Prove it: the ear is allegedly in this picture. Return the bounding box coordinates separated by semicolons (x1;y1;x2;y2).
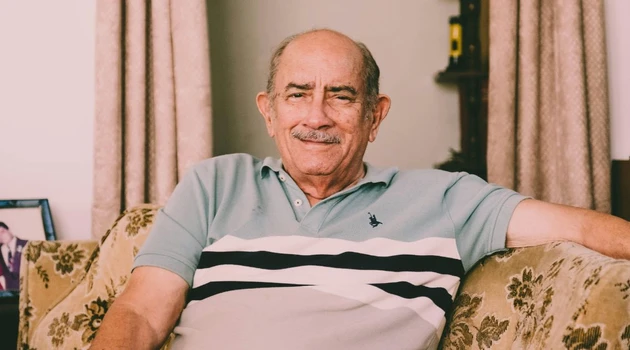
368;94;391;142
256;92;275;138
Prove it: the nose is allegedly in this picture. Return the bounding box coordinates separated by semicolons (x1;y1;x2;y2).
302;95;333;130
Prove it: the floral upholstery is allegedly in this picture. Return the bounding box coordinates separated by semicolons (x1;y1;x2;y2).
18;205;630;349
17;204;172;350
440;243;630;349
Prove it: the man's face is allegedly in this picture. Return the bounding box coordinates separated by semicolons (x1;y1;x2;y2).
0;227;12;244
257;32;386;178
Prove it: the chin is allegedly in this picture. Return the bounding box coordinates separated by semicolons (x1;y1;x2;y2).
295;159;339;176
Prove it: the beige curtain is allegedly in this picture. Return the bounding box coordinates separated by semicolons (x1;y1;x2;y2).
487;0;610;212
92;0;213;239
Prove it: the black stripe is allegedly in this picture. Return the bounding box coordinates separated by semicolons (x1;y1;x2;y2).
188;281;307;301
198;251;464;277
371;282;453;313
188;280;453;315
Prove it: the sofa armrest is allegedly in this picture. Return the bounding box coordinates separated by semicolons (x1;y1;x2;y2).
18;205;162;350
440;241;630;349
18;240;99;347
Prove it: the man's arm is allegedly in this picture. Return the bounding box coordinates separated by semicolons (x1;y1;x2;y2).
506;199;630;259
90;266;188;350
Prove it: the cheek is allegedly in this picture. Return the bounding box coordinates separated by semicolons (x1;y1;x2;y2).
337;116;371;140
274;105;303;128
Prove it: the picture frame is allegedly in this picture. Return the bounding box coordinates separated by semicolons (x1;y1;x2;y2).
0;199;56;298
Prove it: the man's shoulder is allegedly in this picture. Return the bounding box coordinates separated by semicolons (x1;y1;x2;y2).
385;169;489;198
181;153;273;193
189;153;265;175
393;168;461;185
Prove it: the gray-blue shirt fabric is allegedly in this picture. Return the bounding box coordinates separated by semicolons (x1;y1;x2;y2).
133;153;527;349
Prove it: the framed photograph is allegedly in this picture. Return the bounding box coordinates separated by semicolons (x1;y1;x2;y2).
0;199;56;298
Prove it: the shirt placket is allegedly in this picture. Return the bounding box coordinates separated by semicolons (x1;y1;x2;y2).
277;172;310;222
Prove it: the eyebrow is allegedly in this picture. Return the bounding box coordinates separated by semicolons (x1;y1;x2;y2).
283;82;358;96
327;85;357;95
284;82;314;91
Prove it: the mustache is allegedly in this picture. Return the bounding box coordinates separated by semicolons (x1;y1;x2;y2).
291;129;341;144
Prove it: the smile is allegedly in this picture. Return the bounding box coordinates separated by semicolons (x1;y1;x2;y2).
299;139;336;146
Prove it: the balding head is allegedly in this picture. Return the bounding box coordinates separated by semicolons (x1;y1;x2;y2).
255;29;391;195
266;29;380;112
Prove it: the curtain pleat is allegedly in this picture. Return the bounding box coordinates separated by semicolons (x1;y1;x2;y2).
92;0;212;239
488;0;610;212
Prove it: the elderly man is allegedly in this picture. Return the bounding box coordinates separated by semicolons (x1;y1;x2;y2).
92;29;630;349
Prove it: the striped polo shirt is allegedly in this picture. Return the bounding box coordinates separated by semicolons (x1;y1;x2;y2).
134;153;526;350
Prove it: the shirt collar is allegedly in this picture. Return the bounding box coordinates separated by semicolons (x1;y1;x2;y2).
260;156;283;176
260;157;398;187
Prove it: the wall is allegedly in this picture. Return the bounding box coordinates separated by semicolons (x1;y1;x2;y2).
605;0;630;160
208;0;630;166
0;1;96;240
208;0;461;169
0;1;626;240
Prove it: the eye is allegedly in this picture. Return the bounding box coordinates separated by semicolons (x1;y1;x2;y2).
332;94;354;102
288;93;304;99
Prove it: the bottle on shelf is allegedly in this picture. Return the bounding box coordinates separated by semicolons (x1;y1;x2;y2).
447;16;463;71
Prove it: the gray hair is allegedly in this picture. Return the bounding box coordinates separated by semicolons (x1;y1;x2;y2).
265;29;380;114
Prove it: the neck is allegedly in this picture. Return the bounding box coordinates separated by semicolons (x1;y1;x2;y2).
288;162;366;206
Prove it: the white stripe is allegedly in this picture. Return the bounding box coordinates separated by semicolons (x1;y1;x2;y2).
192;265;461;293
309;284;450;330
205;235;460;259
186;283;451;331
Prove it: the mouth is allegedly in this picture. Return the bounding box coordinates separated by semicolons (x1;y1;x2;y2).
301;138;335;143
299;139;336;147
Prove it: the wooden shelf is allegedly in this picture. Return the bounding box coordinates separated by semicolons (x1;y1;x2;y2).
433;0;489;180
434;70;488;84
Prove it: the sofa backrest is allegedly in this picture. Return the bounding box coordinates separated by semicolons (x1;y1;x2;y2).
22;204;160;349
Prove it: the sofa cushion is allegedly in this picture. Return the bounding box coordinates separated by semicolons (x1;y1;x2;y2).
25;205;159;349
439;242;630;349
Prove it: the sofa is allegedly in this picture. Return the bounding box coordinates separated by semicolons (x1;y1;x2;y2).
17;204;630;349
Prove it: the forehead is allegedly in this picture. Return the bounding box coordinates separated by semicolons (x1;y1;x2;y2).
275;33;364;89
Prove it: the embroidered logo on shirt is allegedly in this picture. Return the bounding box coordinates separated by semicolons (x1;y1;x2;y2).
368;212;383;228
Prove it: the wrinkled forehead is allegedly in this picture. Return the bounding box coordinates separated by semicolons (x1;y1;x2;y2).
275;34;364;92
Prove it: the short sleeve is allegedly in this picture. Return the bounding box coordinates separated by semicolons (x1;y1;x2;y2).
133;166;213;286
443;173;528;272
